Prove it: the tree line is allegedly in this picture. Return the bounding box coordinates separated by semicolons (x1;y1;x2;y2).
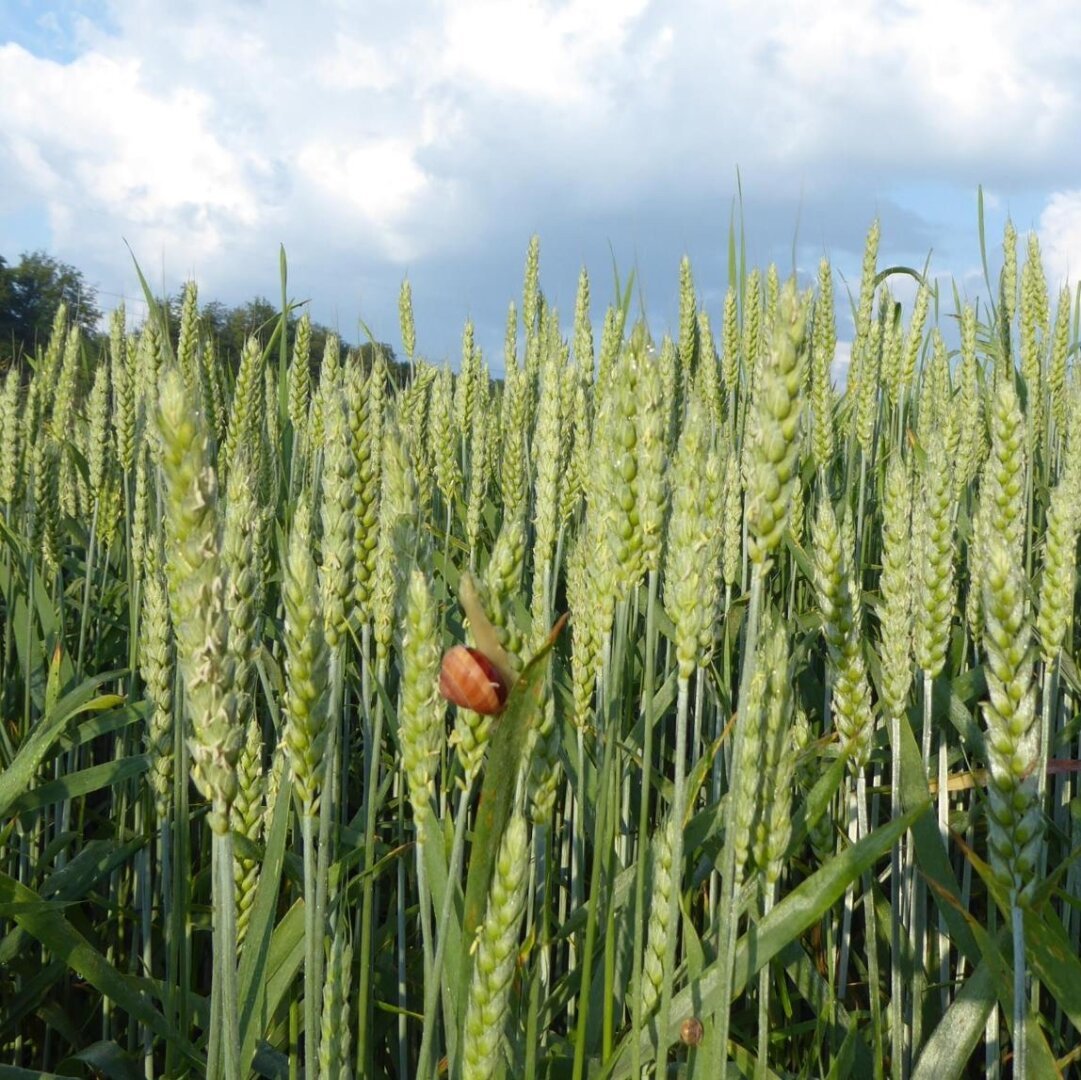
0;250;399;378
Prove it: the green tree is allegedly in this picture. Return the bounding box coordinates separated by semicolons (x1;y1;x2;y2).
223;297;280;357
0;251;102;361
0;256;10;355
200;300;230;343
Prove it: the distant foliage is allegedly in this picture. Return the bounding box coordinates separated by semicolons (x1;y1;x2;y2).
0;251;402;384
158;292;404;386
0;250;102;363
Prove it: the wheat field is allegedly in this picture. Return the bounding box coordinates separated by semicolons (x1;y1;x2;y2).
1;212;1079;1079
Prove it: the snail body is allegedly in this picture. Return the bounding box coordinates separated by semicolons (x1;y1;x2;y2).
439;645;509;715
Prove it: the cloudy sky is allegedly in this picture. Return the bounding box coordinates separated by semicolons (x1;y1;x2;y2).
1;0;1079;371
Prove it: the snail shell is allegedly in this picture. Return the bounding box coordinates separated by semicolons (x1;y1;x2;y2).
439;645;509;715
679;1017;705;1046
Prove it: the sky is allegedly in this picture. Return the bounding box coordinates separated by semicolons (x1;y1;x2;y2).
1;0;1080;373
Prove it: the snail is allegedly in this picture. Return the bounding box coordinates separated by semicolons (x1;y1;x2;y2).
679;1017;705;1046
439;645;509;715
439;573;518;715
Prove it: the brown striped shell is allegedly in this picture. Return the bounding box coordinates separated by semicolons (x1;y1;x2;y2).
438;645;508;715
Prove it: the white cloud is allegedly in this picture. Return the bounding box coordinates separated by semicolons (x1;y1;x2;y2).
319;32;400;92
1039;191;1081;288
442;0;651;106
296;137;436;261
653;0;1081;185
299;138;428;222
832;340;853;388
8;2;1081;252
1;0;1080;359
0;42;256;262
764;0;1068;151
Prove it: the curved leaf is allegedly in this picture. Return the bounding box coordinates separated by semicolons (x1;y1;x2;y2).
605;801;928;1078
0;871;202;1073
0;673;127;820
